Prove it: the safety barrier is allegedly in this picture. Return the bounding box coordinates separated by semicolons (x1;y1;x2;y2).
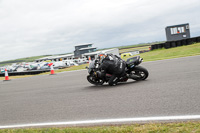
151;36;200;50
0;70;50;77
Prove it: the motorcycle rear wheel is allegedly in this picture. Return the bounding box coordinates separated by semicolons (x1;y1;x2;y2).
130;66;149;81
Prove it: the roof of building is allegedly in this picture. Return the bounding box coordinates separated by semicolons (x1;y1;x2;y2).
166;23;189;28
35;56;54;60
74;43;93;47
50;54;74;59
79;47;97;51
36;54;74;60
82;51;101;56
83;48;118;56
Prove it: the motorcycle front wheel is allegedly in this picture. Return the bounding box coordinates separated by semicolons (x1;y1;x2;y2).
87;75;104;85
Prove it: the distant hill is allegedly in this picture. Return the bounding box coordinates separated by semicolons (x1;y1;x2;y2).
98;41;164;51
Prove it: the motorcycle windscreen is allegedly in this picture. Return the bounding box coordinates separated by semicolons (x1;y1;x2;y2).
88;60;96;73
89;60;96;69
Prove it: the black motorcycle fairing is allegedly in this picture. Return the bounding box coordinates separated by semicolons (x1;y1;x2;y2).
126;56;142;67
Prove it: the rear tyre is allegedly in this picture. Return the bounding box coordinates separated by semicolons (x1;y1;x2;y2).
130;66;149;81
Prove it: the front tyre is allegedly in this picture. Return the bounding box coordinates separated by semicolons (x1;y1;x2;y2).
131;66;149;81
87;75;104;85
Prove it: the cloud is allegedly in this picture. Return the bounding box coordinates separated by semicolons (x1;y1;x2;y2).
0;0;200;61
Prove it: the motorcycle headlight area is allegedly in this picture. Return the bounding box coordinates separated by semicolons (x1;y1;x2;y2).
88;68;92;73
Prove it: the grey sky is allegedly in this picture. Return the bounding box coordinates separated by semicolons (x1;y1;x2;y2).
0;0;200;61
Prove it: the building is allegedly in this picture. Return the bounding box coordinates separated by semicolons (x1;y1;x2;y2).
35;44;119;63
165;23;190;41
35;54;74;62
74;44;97;58
83;48;119;60
49;54;75;61
35;56;54;62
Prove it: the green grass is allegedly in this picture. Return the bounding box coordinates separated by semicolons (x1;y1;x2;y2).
119;46;150;53
0;75;36;80
0;121;200;133
117;41;164;49
91;42;163;52
122;43;200;61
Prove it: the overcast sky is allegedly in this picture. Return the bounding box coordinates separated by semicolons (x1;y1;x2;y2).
0;0;200;61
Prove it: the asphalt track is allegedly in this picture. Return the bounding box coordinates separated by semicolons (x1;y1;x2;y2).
0;55;200;128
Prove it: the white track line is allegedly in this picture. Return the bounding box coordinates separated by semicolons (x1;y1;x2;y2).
1;115;200;129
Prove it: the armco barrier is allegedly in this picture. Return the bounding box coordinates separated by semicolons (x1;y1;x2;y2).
151;36;200;50
197;37;200;42
0;70;50;77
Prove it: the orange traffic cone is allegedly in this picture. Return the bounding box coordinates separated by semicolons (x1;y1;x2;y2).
4;69;10;81
50;65;55;75
88;57;91;64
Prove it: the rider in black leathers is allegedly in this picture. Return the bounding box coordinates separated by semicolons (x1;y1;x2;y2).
98;53;126;86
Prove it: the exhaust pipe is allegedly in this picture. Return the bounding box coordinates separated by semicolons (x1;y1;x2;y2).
128;74;140;79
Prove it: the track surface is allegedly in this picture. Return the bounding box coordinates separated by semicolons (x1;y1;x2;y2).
0;56;200;126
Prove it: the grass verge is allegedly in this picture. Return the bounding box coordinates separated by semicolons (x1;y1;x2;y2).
119;46;150;53
122;43;200;61
0;121;200;133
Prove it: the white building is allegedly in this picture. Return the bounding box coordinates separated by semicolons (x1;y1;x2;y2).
35;54;74;62
83;48;119;60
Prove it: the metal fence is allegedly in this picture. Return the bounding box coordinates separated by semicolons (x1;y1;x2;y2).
151;36;200;50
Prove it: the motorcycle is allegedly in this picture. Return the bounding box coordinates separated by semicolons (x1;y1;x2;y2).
86;56;149;85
